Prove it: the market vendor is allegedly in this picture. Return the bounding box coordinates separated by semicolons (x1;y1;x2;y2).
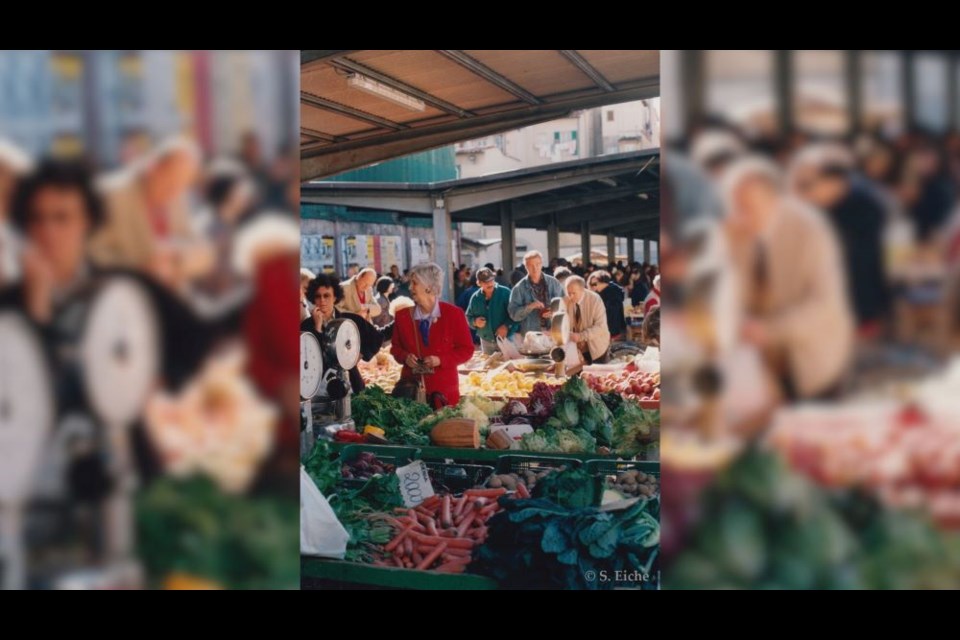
466;267;518;355
508;250;564;336
564;275;611;364
337;266;381;322
300;273;391;394
391;262;474;406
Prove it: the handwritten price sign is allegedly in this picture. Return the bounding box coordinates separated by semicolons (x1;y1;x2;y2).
395;460;435;507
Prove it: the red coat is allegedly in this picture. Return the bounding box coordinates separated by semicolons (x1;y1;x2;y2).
391;302;474;406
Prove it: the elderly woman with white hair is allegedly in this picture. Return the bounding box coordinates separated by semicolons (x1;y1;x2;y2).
390;262;474;407
721;155;854;401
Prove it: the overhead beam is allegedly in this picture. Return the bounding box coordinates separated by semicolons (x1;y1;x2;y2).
558;203;658;226
301;189;434;214
301;127;343;143
301;78;660;180
301;91;405;131
591;211;652;232
437;50;541;105
559;50;615;92
301;50;361;66
329;57;473;118
512;184;652;220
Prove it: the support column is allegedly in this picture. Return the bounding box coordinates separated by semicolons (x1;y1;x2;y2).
902;50;916;131
643;239;651;264
627;233;636;265
500;202;516;274
846;50;863;135
580;222;591;269
680;49;706;133
606;233;616;268
547;214;559;265
775;50;795;137
433;196;453;301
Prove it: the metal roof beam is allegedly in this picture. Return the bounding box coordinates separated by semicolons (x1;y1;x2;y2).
301;91;406;131
512;185;653;220
301;190;433;215
437;50;541;105
301;127;343;143
329;57;474;119
559;50;615;92
301;50;362;66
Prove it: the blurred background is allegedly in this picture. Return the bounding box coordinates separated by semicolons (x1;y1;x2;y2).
0;50;299;589
661;50;960;589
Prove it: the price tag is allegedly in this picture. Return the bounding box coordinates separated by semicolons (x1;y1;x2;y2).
395;460;435;507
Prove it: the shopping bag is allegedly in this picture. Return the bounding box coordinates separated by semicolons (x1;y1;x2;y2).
300;466;349;558
497;335;522;360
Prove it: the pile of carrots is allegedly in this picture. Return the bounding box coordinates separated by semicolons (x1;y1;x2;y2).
374;488;507;573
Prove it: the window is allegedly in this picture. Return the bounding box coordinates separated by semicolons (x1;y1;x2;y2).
606;110;615;122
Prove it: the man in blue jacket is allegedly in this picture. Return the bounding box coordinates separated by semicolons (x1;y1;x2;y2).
508;250;564;336
466;267;518;354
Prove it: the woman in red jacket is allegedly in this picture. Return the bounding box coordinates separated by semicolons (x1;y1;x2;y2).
391;262;474;407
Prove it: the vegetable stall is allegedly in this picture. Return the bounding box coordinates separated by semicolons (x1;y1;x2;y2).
302;348;661;590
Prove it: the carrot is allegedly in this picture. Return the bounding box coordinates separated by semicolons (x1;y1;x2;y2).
453;495;468;518
391;555;404;568
416;542;448;570
412;550;424;565
425;519;439;537
441;547;471;558
394;507;410;514
472;497;488;509
479;503;499;518
403;558;414;568
456;511;476;537
403;537;414;557
441;495;453;528
516;483;531;499
434;562;467;574
439;529;457;538
384;528;409;553
407;509;419;523
407;531;475;549
465;488;506;498
422;495;441;509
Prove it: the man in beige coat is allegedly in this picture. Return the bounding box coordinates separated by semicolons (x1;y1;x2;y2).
337;267;381;321
89;138;203;283
722;156;854;400
565;275;611;364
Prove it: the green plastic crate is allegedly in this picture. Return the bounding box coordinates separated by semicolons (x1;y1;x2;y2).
585;459;660;499
494;454;583;475
301;557;498;590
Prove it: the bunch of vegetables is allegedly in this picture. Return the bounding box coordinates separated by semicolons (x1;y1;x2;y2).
582;369;660;403
607;469;659;499
611;402;659;458
351;386;434;446
542;377;614;448
471;496;660;590
358;349;402;392
487;469;557;494
519;428;596;454
342;451;395;481
667;447;960;589
374;489;508;572
532;467;599;509
136;476;299;589
527;382;558;420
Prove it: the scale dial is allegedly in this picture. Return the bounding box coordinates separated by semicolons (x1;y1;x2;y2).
300;331;323;399
80;277;160;426
326;318;361;370
0;312;54;503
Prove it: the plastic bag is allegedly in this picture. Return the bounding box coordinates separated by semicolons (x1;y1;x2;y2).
497;335;522;360
300;466;349;558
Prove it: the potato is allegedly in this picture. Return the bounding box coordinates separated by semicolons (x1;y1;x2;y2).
488;476;503;488
500;474;518;491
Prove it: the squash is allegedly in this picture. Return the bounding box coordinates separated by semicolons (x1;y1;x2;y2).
430;418;479;448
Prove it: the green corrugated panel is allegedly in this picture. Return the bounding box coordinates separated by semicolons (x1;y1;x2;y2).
328;147;456;183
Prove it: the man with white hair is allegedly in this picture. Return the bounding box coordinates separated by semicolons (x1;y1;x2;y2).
722;155;854;400
508;250;564;336
88;137;202;279
337;266;381;321
564;275;611;364
0;139;32;285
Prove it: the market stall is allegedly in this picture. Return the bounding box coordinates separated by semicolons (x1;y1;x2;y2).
301;334;661;590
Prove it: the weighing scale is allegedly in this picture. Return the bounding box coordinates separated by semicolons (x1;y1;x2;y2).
549;297;571;377
80;276;159;582
300;317;362;456
0;312;55;590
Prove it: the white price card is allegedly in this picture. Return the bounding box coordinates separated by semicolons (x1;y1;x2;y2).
395;460;435;507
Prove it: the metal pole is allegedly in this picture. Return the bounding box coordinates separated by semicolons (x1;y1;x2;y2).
846;50;863;135
500;202;515;274
680;50;706;132
902;50;917;131
775;50;795;137
606;233;616;267
581;222;591;269
627;233;636;264
433;196;453;301
948;54;959;132
643;239;651;264
547;214;559;264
